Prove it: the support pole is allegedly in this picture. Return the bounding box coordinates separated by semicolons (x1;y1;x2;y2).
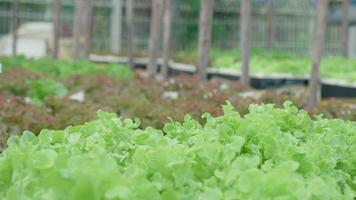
147;0;163;77
110;0;123;54
52;0;61;59
240;0;251;85
161;0;172;79
126;0;134;69
12;0;19;56
341;0;349;57
307;0;328;109
74;0;94;59
267;0;274;49
197;0;214;81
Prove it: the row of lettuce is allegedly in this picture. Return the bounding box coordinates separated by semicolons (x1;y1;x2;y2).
0;56;133;79
4;52;356;82
0;102;355;199
172;48;356;82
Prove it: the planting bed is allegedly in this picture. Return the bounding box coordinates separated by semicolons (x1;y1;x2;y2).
173;48;356;82
90;49;356;97
102;48;356;82
0;57;355;199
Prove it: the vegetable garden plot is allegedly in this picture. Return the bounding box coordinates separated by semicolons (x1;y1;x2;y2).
92;48;356;83
90;46;356;98
172;48;356;82
0;63;356;147
0;102;355;199
0;56;355;199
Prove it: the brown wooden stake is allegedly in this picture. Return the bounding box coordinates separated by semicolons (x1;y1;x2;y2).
110;0;123;53
307;0;328;109
53;0;61;59
162;0;172;79
197;0;214;81
126;0;134;70
147;0;163;77
267;0;275;49
240;0;251;85
87;3;95;57
341;0;349;57
12;0;19;56
74;0;94;59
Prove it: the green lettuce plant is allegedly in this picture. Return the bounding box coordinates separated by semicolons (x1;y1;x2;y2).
27;79;68;105
0;56;133;79
0;102;355;199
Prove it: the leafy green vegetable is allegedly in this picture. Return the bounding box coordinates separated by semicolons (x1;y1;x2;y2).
0;56;133;79
174;48;356;82
0;102;355;199
27;79;68;105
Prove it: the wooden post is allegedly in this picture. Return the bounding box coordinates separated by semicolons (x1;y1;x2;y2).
12;0;19;56
110;0;123;54
307;0;328;109
267;0;274;49
197;0;214;81
52;0;61;59
87;3;95;57
161;0;172;79
147;0;163;77
240;0;251;85
74;0;94;59
341;0;349;57
126;0;134;70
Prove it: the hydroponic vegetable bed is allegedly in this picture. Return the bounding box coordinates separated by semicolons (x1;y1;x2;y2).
0;57;355;199
173;48;356;82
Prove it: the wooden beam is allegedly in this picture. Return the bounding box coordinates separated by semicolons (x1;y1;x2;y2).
307;0;328;109
197;0;214;81
161;0;172;79
147;0;163;77
74;0;94;59
12;0;19;56
52;0;61;59
110;0;123;53
267;0;275;49
126;0;134;70
341;0;349;57
240;0;251;85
